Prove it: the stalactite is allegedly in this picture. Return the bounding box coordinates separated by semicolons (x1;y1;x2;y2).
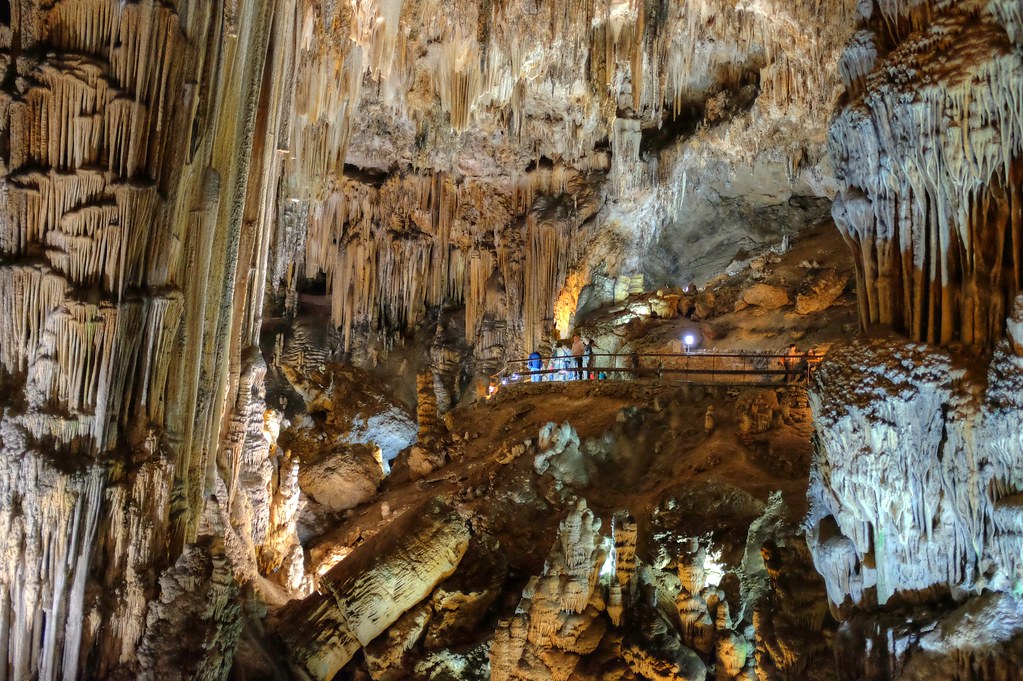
0;447;104;681
276;0;857;361
807;337;1023;608
298;164;593;354
1;0;296;677
0;266;68;375
830;2;1023;344
523;214;573;351
435;28;484;133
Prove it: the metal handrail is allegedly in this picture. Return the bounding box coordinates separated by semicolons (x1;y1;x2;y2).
488;350;823;393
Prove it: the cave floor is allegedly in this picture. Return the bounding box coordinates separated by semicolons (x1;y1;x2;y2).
307;378;813;583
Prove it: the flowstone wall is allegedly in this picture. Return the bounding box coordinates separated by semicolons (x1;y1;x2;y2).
806;2;1023;677
0;1;299;677
806;321;1023;680
830;0;1023;345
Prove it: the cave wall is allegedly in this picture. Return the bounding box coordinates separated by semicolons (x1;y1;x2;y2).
806;2;1023;675
830;0;1023;345
0;0;865;671
0;1;297;677
270;0;859;360
12;0;1017;678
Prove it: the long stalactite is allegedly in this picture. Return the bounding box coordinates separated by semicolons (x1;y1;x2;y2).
830;0;1023;345
0;1;300;677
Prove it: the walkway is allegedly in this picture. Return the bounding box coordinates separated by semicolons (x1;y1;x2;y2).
491;351;821;392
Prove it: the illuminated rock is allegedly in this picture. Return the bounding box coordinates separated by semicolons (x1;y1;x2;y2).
490;499;608;681
741;284;790;311
795;269;849;315
830;0;1023;345
279;498;470;680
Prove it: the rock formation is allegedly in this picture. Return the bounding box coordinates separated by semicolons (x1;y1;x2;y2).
269;0;858;359
795;269;849;316
489;498;610;681
0;0;1019;678
278;498;470;680
806;293;1023;674
830;0;1023;345
800;4;1023;675
0;1;297;677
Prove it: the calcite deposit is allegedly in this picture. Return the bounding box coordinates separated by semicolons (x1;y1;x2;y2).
271;0;859;359
278;498;470;679
0;1;297;677
0;0;1020;679
830;0;1023;345
806;304;1023;675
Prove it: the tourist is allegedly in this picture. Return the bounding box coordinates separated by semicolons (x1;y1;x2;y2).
783;343;800;383
571;334;586;380
528;350;543;381
583;339;594;379
805;347;820;381
554;342;571;381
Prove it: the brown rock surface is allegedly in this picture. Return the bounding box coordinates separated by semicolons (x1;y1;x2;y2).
795;269;849;315
741;284;791;311
298;443;384;512
278;498;470;680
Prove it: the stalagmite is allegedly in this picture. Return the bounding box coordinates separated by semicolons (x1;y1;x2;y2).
613;511;639;591
490;499;609;681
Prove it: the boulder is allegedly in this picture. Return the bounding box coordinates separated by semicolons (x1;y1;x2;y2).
279;499;470;680
741;284;790;310
795;269;848;315
298;443;383;512
650;291;681;318
693;290;717;320
535;421;590;488
407;444;447;480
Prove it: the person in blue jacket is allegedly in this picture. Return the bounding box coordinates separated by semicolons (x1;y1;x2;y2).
528;351;543;381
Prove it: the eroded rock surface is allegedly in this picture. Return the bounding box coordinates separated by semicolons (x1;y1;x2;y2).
830;0;1023;345
278;498;471;680
808;321;1023;675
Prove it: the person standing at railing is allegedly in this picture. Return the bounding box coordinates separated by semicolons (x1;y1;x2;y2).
528;351;543;381
571;334;586;380
803;347;821;382
583;339;594;379
783;343;800;383
555;342;572;381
